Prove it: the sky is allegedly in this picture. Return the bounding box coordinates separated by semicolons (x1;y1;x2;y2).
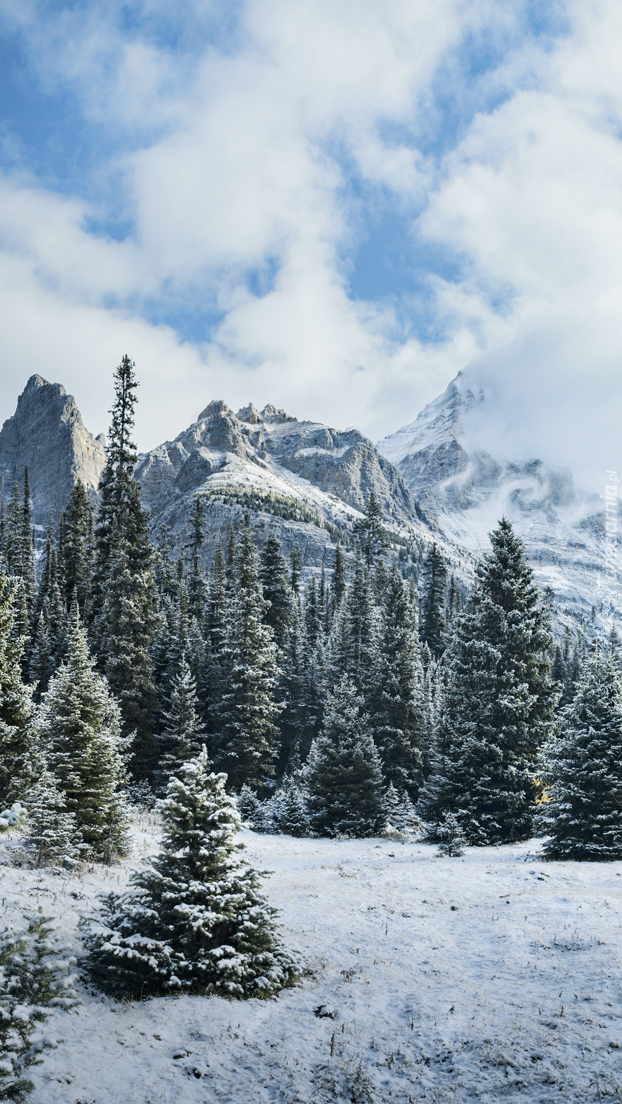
0;0;620;489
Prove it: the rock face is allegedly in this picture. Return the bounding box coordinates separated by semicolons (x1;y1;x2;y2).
0;375;107;530
135;402;418;569
377;373;622;631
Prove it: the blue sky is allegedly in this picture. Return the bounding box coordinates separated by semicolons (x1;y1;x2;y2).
0;0;620;488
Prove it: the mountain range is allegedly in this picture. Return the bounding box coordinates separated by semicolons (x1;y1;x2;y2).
0;371;618;636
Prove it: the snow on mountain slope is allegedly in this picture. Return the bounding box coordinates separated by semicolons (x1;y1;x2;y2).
135;400;422;571
2;821;621;1104
378;374;622;632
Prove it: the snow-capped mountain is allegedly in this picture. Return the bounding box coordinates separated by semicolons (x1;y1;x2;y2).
135;399;421;569
377;373;622;631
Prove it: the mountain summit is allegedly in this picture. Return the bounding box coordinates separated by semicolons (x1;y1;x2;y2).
0;375;106;528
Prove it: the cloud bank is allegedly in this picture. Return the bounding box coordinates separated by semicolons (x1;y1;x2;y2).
0;0;619;490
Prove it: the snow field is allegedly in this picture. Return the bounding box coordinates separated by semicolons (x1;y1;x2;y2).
3;817;622;1103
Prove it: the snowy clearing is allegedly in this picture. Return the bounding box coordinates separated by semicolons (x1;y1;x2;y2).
3;819;622;1103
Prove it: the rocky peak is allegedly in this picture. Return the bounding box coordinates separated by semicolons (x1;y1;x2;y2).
197;399;231;421
0;375;106;528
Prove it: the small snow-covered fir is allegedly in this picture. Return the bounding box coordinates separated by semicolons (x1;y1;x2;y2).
83;747;298;999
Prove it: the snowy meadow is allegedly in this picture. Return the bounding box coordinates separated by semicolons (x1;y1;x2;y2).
3;817;622;1104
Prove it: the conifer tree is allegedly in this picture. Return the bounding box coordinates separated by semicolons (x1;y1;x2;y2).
535;648;622;860
83;747;297;999
290;545;301;595
422;518;556;845
259;533;292;652
23;767;79;866
352;491;389;568
435;812;466;857
205;535;227;735
0;571;33;807
277;595;306;772
37;611;130;861
186;495;207;623
304;676;386;837
215;521;281;791
91;359;158;778
0;916;78;1102
158;656;205;784
369;562;425;797
384;781;419;833
330;543;346;618
271;773;310;836
420;543;447;659
60;479;93;614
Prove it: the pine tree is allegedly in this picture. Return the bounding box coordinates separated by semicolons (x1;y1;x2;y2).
37;611;130;861
535;648;622;860
0;915;78;1102
420;543;447;659
90;358;158;777
352;491;389;568
23;767;80;866
290;545;301;595
259;533;292;652
158;656;205;784
435;813;466;857
0;571;33;807
215;520;281;792
304;676;386;837
277;596;306;772
186;495;207;623
369;562;425;797
83;747;297;999
60;479;93;614
384;781;419;833
330;543;346;618
422;518;556;845
271;773;310;836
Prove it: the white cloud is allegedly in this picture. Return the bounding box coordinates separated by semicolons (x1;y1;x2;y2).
0;0;621;494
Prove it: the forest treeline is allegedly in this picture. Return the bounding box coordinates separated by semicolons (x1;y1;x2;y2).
0;357;621;862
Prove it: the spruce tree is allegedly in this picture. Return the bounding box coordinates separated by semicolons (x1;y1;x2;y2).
60;479;93;614
535;648;622;860
37;611;130;861
304;676;386;837
23;767;79;866
422;518;556;845
83;747;297;999
369;562;425;797
271;773;310;836
0;916;78;1102
259;533;292;652
186;495;207;623
420;543;447;659
90;359;158;778
215;520;281;792
330;542;346;618
352;491;389;568
158;656;205;785
0;571;33;807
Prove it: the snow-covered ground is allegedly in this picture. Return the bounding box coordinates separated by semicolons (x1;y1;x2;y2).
3;818;622;1103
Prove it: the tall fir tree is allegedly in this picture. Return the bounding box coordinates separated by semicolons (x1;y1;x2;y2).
215;519;281;792
187;495;208;624
158;656;205;785
90;358;158;779
0;571;33;806
419;543;447;659
60;479;93;614
421;518;556;845
352;491;389;568
330;542;346;618
259;533;292;653
83;747;297;998
535;648;622;860
369;562;425;797
304;675;386;837
37;611;130;860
